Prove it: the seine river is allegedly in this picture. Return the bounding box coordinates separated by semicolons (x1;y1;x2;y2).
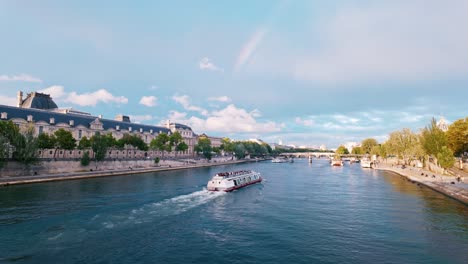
1;159;467;263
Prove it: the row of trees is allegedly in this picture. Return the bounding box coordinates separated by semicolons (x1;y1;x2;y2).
194;137;274;160
0;121;191;168
335;117;467;170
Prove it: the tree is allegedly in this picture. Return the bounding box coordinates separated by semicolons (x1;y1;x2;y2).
150;133;171;158
195;137;212;160
336;145;349;155
176;141;188;153
12;127;39;168
361;138;378;154
446;117;468;157
351;146;363;155
37;133;56;149
437;146;455;170
220;138;234;153
169;132;183;157
78;136;91;149
370;145;381;156
420;118;448;158
0;135;8;169
90;134;108;165
80;151;90;166
386;128;424;165
116;133;147;151
54;129;76;150
233;143;246;159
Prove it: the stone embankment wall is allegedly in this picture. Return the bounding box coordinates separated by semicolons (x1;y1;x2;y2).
37;148;191;160
0;160;160;177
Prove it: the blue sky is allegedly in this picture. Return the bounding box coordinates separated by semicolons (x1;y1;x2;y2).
1;0;467;148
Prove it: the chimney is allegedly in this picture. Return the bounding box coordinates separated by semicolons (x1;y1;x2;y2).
17;91;23;107
166;119;170;128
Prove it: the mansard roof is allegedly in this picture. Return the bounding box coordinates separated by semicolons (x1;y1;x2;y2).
20;92;58;110
171;122;192;131
0;104;171;134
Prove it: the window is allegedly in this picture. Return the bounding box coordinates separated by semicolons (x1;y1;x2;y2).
38;126;43;134
78;130;82;139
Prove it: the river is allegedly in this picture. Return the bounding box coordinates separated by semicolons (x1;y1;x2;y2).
0;159;467;263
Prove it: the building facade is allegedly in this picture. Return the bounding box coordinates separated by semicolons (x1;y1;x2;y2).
0;91;196;157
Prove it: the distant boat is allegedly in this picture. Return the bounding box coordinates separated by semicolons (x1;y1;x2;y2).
331;156;343;166
272;157;290;163
308;156;312;163
361;158;373;168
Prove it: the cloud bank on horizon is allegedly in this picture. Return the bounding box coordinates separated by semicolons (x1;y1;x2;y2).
0;0;467;148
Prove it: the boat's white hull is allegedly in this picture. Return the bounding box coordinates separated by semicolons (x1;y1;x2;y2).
361;160;373;168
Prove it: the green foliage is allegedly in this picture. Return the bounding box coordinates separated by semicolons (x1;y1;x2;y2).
370;145;381;156
116;133;147;151
195;137;212;160
386;128;424;164
37;133;56;149
176;141;188;152
12;128;39;167
437;146;455;169
335;145;349;155
220;138;234;152
150;133;171;157
351;146;363;155
78;136;91;149
80;151;90;166
234;143;246;159
361;138;378;154
0;135;8;169
54;129;76;150
446;117;468;156
90;134;108;162
420;118;448;157
154;157;160;164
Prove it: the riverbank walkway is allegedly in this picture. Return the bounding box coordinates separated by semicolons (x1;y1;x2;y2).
375;163;468;205
0;158;262;186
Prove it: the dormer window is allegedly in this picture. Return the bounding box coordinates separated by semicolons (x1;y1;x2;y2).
27;115;33;122
129;127;132;132
50;117;55;124
69;120;74;126
150;129;153;134
0;112;7;119
140;128;143;133
116;125;120;130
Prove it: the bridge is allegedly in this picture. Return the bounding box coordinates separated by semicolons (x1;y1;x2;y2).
279;152;368;159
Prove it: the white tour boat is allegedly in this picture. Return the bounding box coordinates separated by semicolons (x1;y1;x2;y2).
207;170;262;192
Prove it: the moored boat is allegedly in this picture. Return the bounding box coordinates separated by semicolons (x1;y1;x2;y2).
207;170;262;192
361;158;373;168
331;159;343;166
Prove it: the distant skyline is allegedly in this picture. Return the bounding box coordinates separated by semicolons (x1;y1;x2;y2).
1;0;467;148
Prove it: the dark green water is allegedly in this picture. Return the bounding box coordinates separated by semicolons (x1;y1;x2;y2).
0;159;467;263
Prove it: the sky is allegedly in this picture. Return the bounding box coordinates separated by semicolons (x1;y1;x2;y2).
0;0;467;148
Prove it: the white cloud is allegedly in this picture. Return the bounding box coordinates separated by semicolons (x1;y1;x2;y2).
65;89;128;106
199;57;224;72
39;85;66;99
208;96;231;102
172;95;208;116
139;96;157;107
0;95;17;106
295;117;314;127
291;1;468;82
0;74;43;83
149;85;158;91
165;104;281;134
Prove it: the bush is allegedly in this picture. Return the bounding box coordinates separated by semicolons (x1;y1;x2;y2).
154;157;160;164
81;151;90;166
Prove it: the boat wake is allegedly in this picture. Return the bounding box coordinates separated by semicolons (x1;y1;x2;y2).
100;189;226;228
